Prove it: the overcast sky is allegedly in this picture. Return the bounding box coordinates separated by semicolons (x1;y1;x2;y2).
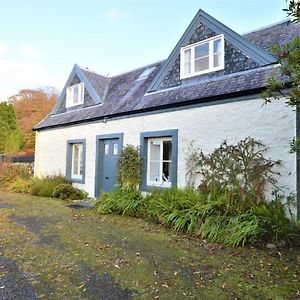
0;0;289;101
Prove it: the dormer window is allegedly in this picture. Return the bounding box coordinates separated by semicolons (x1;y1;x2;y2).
180;34;224;79
66;82;84;108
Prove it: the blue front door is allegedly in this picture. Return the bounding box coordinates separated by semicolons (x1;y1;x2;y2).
95;133;123;197
101;139;119;191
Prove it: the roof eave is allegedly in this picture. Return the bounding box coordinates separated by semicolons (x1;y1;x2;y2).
34;86;268;131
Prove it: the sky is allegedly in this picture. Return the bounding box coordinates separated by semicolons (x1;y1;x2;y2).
0;0;289;101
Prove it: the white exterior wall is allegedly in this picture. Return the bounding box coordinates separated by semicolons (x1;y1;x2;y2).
34;96;296;212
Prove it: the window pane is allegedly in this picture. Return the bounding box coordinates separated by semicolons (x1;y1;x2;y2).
73;145;79;160
149;161;160;182
73;145;79;176
195;43;209;59
184;49;191;63
162;162;172;182
184;49;191;75
213;39;222;54
163;140;172;161
113;143;118;155
73;86;79;104
213;53;221;68
195;57;209;72
73;144;82;176
150;141;160;161
104;144;109;155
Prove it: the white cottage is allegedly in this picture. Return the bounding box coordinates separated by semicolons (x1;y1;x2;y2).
34;10;300;217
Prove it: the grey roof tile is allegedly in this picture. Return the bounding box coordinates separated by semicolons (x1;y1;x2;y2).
35;20;299;130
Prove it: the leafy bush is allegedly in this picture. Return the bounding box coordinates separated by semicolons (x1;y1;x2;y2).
118;145;142;190
0;162;32;191
186;137;280;205
52;183;88;200
31;175;69;197
9;177;32;194
95;189;147;217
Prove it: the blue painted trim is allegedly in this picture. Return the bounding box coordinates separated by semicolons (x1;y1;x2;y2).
140;129;178;191
94;133;124;197
52;64;101;114
66;139;86;184
147;9;276;92
75;65;102;104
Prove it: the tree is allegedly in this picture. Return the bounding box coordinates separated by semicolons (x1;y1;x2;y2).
261;1;300;152
283;0;300;20
9;87;58;151
0;103;22;153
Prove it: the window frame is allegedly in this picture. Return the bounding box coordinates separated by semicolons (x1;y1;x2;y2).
66;82;85;108
180;34;225;79
71;143;83;180
66;139;86;184
140;129;178;191
147;137;172;187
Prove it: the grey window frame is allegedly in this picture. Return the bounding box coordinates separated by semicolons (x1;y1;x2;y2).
66;139;86;184
140;129;178;191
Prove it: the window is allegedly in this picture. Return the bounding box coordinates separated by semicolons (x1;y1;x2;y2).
140;129;178;190
66;82;84;108
113;143;118;155
66;139;86;183
180;34;224;79
147;137;172;187
71;144;83;179
136;67;156;81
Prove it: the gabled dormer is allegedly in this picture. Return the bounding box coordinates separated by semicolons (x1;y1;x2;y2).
147;9;276;92
52;64;110;115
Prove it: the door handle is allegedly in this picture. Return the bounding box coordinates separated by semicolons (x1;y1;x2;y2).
105;176;109;179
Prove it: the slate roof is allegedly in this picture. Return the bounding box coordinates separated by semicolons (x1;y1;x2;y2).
35;19;299;131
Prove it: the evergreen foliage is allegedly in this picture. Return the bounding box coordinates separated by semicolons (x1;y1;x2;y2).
117;145;142;190
0;102;22;153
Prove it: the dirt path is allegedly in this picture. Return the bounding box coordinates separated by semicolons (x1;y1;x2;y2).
0;192;299;299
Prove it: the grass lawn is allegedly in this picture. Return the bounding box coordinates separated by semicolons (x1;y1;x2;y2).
0;191;299;299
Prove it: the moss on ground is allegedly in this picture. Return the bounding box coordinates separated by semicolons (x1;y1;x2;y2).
0;191;299;299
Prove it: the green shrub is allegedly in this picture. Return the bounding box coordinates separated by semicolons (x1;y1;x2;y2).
95;189;147;217
147;188;207;232
0;162;32;190
118;145;142;190
145;187;296;246
52;183;88;200
31;175;69;197
186;137;280;205
9;177;32;194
